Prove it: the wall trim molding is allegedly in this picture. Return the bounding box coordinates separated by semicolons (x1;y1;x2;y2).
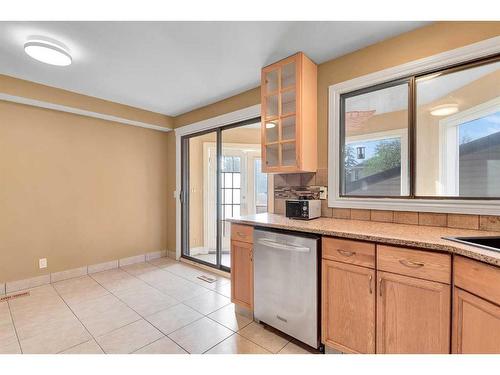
328;36;500;215
1;250;169;295
0;93;172;132
175;104;261;259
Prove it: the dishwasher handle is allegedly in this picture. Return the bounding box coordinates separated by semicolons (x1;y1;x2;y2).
256;238;311;253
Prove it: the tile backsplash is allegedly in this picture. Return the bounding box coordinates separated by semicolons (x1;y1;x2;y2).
273;168;500;232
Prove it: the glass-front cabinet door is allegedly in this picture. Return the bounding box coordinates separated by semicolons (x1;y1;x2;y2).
261;52;317;173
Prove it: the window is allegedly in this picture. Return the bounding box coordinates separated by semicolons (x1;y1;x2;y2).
339;57;500;200
330;44;500;214
416;60;500;198
221;155;241;219
341;80;410;197
254;158;268;213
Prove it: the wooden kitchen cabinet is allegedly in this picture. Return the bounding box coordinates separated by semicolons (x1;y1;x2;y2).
452;288;500;353
261;52;317;173
230;240;253;310
322;260;375;354
452;256;500;353
376;271;450;354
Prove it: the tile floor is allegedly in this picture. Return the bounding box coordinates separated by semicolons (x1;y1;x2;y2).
0;257;314;354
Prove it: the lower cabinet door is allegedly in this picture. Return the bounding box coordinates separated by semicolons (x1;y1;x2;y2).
376;271;450;353
231;240;253;309
452;287;500;353
322;260;375;353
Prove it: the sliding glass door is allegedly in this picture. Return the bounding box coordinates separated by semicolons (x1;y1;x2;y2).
181;117;264;271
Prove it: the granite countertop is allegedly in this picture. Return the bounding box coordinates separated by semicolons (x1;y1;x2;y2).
228;213;500;267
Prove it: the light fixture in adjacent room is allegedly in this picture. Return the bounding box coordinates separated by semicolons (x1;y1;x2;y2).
265;122;276;129
430;104;459;117
24;37;72;66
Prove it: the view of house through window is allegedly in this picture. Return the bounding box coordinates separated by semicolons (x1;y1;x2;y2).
341;81;409;196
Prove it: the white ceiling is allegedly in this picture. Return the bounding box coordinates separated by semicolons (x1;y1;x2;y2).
0;21;429;116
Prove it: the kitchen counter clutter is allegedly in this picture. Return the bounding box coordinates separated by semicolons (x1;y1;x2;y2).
228;213;500;266
228;213;500;354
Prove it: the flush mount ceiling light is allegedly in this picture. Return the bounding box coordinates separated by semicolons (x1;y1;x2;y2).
265;122;276;129
430;104;459;117
24;37;72;66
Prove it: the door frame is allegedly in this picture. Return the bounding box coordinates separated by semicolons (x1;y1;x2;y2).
176;104;261;262
179;116;262;272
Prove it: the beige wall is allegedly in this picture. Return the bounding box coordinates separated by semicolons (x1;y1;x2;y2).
174;87;260;128
0;100;171;282
0;75;174;129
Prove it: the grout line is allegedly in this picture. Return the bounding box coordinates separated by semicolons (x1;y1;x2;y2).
160;312;206;337
129;335;167;354
51;283;107;354
56;339;95;354
6;300;23;354
143;259;230;298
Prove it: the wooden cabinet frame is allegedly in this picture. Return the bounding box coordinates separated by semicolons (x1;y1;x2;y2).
261;52;317;173
230;240;253;310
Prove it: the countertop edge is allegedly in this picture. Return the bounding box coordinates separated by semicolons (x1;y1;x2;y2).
228;217;500;267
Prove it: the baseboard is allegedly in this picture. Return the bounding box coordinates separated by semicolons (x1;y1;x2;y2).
2;249;170;295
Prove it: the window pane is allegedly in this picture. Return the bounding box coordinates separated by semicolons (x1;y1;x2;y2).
254;159;268;209
233;189;241;204
224;173;232;188
224;188;232;204
233;205;240;217
416;60;500;197
233;173;241;188
341;82;409;196
224;205;232;219
233;157;241;172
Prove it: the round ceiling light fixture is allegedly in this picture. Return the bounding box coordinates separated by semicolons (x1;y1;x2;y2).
430;104;459;117
265;122;276;129
24;37;72;66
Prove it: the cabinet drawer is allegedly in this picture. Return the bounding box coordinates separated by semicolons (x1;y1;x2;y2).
231;224;253;244
454;256;500;306
377;245;451;284
323;237;375;268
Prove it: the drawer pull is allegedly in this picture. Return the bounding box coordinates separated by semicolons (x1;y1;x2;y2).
399;259;425;268
369;275;373;294
237;232;247;238
337;249;356;257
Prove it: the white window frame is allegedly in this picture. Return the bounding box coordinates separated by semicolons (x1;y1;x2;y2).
439;96;500;195
328;36;500;215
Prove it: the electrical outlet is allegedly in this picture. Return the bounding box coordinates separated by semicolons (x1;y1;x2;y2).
39;258;47;269
319;186;328;200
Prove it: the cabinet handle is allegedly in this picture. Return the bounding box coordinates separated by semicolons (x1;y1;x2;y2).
237;232;247;238
369;275;373;294
337;249;356;257
379;277;383;297
250;249;253;262
399;259;425;268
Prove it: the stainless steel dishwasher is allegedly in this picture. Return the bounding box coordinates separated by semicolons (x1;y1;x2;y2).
253;227;320;349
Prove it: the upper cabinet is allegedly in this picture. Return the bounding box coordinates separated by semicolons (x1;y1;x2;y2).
261;52;317;173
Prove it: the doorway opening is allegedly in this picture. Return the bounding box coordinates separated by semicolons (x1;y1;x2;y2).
181;117;269;271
